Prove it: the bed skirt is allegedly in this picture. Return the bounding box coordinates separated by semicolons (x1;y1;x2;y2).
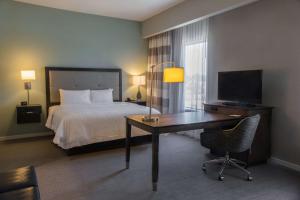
64;135;152;155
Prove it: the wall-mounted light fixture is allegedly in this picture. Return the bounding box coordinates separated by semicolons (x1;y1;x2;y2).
21;70;36;105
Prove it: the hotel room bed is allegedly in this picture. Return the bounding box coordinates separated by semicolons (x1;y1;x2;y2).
45;66;159;151
46;102;159;149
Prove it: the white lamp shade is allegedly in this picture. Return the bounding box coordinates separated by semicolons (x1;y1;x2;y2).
133;75;145;86
21;70;36;80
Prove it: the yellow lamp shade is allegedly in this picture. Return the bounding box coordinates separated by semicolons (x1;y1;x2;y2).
133;75;145;86
163;67;184;83
21;70;36;80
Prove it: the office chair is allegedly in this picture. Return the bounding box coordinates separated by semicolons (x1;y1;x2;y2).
201;114;260;181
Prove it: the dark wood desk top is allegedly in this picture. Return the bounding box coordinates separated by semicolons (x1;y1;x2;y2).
126;111;243;130
125;111;245;191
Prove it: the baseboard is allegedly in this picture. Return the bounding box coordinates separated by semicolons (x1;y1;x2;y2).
0;131;54;141
269;157;300;173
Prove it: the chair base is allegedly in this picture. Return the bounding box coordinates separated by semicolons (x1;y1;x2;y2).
202;152;252;181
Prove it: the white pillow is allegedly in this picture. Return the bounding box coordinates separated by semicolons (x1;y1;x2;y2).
91;89;113;104
59;89;91;105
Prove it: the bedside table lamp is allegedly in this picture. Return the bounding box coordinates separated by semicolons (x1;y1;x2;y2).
133;75;145;101
21;70;35;105
142;62;184;122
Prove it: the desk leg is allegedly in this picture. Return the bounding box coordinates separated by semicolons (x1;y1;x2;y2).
125;120;131;169
152;129;159;191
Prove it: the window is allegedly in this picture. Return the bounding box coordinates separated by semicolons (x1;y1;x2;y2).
184;41;207;111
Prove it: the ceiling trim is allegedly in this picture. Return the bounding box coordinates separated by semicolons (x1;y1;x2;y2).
142;0;260;38
14;0;185;21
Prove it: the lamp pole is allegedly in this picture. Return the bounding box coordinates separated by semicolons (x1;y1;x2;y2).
27;88;30;105
143;62;175;122
24;81;31;105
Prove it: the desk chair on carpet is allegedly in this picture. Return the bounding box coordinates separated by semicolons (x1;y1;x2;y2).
201;114;260;181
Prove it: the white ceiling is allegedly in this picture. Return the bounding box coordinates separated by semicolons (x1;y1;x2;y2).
15;0;185;21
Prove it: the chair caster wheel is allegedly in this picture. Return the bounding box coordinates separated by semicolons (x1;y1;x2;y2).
247;176;253;181
218;176;224;181
202;165;206;172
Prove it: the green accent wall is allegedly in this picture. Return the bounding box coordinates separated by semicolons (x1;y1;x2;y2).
0;0;147;137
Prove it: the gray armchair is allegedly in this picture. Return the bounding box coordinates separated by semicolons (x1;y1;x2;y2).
201;114;260;181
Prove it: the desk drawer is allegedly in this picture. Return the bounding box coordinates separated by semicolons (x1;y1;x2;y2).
204;105;247;116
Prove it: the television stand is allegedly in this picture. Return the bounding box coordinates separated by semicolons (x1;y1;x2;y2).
222;102;256;107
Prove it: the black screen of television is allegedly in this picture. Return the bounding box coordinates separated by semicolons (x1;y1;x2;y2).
218;70;262;104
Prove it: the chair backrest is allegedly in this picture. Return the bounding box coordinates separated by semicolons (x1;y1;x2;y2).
227;114;261;153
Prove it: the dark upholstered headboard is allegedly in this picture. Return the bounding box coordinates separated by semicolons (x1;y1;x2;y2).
45;67;122;110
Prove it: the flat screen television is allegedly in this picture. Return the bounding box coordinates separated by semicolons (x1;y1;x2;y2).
218;70;262;105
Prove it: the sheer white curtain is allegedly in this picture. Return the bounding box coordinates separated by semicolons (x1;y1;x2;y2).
172;19;209;139
182;20;208;111
170;19;208;113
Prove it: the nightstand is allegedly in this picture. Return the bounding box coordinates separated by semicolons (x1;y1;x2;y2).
16;104;42;124
125;100;146;106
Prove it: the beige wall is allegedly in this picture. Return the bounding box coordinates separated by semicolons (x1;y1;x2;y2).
142;0;259;38
0;0;147;138
207;0;300;165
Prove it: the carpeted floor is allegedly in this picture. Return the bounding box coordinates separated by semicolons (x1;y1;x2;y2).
0;134;300;200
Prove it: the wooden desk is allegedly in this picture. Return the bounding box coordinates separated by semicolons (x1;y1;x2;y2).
125;111;243;191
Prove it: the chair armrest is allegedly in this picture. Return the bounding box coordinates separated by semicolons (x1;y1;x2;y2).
223;129;234;134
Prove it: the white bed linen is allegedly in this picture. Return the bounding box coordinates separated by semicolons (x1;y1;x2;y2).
46;102;160;149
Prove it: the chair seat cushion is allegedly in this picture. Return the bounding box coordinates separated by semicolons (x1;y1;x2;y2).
200;131;219;149
0;186;40;200
0;166;38;193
